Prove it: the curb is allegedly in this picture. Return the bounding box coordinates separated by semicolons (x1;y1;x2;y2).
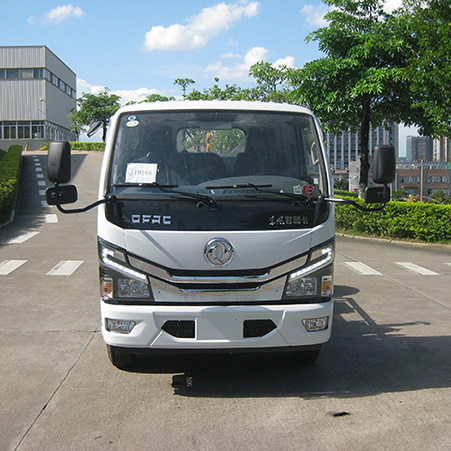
337;233;451;250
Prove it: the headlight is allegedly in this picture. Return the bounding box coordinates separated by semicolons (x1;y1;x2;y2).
99;241;152;301
99;241;147;281
284;242;334;299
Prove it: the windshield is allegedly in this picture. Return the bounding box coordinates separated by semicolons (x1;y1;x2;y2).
109;110;327;198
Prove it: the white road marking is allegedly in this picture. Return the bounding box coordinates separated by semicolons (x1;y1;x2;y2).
45;214;58;223
39;190;46;196
38;181;46;186
0;260;27;275
46;260;83;276
35;167;42;172
343;262;382;275
8;231;39;244
395;262;439;276
37;174;44;179
41;201;50;208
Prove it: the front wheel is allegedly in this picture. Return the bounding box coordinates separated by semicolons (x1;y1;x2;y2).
107;345;136;370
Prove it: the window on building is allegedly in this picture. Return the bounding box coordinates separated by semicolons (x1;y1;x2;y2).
6;69;20;79
0;69;5;79
33;68;44;78
3;122;16;139
17;121;31;139
32;121;44;139
20;69;34;79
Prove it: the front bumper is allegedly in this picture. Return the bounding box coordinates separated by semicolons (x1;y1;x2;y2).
101;299;333;350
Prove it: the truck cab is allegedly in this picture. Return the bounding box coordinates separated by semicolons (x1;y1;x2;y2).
46;100;394;369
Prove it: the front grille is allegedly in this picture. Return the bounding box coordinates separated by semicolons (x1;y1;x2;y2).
162;320;195;338
243;319;277;338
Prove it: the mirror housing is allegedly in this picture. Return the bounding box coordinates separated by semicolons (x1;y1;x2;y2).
47;141;71;183
372;145;396;184
365;186;390;204
46;185;78;205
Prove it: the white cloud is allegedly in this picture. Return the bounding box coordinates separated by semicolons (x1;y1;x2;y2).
28;4;84;25
76;79;163;106
301;4;329;27
204;47;294;81
142;1;260;51
273;56;295;69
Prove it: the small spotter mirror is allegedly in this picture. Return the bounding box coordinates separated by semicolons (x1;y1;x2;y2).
87;120;104;138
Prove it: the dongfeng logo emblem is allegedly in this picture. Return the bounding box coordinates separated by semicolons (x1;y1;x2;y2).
204;238;234;266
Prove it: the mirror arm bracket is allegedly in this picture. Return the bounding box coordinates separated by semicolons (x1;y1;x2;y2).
54;183;116;214
324;197;386;212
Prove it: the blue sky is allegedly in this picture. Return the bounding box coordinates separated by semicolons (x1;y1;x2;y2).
1;0;414;150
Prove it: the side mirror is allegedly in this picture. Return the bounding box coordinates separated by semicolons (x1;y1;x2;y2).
47;141;71;183
46;185;78;205
372;144;395;184
87;120;104;138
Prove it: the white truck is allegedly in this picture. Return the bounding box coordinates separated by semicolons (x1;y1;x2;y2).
46;101;395;369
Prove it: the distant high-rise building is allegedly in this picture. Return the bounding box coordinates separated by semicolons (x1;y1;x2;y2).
0;45;76;150
325;124;399;170
433;136;451;163
405;135;433;162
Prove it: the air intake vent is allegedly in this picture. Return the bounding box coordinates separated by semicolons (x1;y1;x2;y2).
243;319;277;338
162;320;195;338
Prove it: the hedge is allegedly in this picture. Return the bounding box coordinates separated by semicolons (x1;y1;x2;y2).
0;145;22;223
335;196;451;243
40;142;105;151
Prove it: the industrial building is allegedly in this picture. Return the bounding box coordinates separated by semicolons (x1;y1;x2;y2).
0;45;76;150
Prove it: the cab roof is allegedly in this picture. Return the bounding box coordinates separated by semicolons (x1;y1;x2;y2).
113;100;314;118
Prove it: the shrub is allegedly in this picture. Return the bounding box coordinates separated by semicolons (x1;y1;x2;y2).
39;142;105;151
69;142;105;151
335;195;451;243
334;189;358;198
0;145;22;223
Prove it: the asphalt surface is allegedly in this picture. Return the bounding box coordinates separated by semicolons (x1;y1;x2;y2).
0;151;450;450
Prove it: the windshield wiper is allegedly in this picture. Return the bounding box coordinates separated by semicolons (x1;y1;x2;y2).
111;183;217;210
205;183;312;206
205;183;273;190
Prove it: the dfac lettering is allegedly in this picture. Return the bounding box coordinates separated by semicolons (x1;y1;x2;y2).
131;215;172;225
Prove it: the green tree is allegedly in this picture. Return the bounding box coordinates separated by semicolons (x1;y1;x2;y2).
174;78;195;99
399;0;451;137
140;93;174;103
70;89;121;142
249;61;292;103
289;0;416;193
186;78;251;101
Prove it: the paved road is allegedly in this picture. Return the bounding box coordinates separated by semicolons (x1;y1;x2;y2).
1;151;450;450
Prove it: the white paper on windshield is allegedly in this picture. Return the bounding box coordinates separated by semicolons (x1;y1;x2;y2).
125;163;158;183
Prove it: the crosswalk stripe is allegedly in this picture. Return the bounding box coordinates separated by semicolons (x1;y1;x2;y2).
0;260;27;275
8;231;39;244
343;262;382;275
395;262;439;276
38;181;46;186
46;260;83;276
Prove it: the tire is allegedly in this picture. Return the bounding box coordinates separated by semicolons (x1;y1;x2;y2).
291;348;321;365
107;345;136;370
